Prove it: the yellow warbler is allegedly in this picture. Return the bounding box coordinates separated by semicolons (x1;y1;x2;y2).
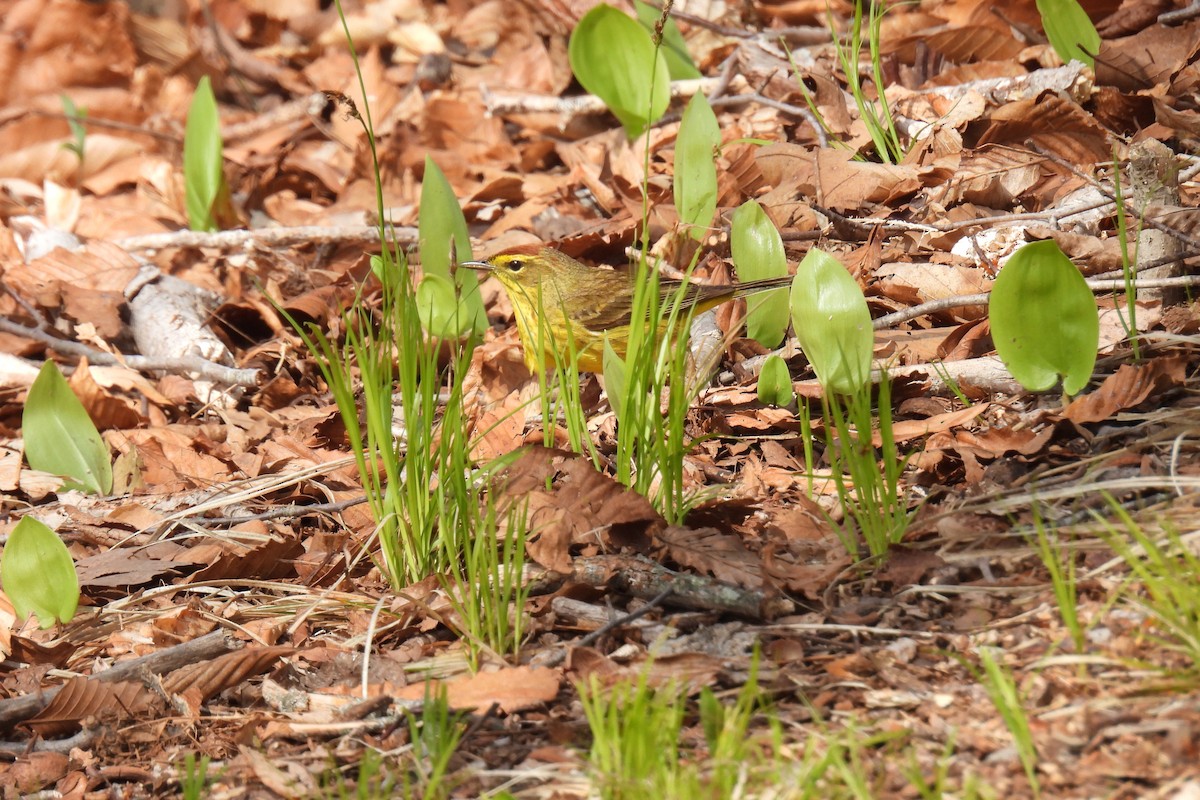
460;246;792;373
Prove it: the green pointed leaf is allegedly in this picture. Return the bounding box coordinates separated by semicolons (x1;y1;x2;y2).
757;355;795;407
731;200;790;348
674;93;719;240
1036;0;1100;68
419;156;486;336
634;0;701;80
790;249;873;395
569;4;670;138
1;516;80;628
417;273;479;340
23;361;111;494
990;240;1098;395
602;336;628;424
183;76;226;232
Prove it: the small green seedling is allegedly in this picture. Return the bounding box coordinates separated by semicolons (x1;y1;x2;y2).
731;199;791;348
60;94;87;166
1;516;80;628
569;4;670;138
183;75;231;232
23;361;112;494
673;92;719;240
417;155;486;338
1036;0;1100;68
989;240;1099;396
790;248;873;395
757;354;795;407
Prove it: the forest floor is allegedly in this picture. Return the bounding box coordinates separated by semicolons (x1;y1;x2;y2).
2;0;1200;797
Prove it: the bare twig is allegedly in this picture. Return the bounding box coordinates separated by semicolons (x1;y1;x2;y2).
194;495;369;526
0;317;260;386
0;631;241;729
873;273;1200;329
535;587;674;668
116;224;416;253
1161;2;1200;24
1028;141;1200;252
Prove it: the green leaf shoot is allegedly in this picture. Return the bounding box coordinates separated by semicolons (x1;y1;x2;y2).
990;240;1098;395
673;93;720;241
418;155;487;337
23;361;112;495
731;200;791;348
569;4;670;138
183;76;228;232
1;516;80;629
757;355;795;407
789;249;873;395
1036;0;1100;68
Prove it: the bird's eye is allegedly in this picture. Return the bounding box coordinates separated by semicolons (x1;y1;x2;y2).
507;259;524;272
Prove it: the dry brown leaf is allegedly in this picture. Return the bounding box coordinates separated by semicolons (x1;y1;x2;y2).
393;665;560;713
66;360;148;430
504;448;665;572
974;94;1110;166
761;541;849;600
566;646;724;694
162;646;295;707
75;542;200;589
947;424;1057;460
884;402;989;445
3;751;69;794
875;545;946;587
25;677;159;737
1063;356;1188;425
186;536;305;584
655;526;764;589
757;144;923;211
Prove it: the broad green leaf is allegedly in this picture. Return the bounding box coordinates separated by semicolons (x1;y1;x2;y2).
1;516;80;628
23;361;112;494
419;156;486;336
990;240;1098;395
674;93;719;240
757;355;795;407
602;336;628;424
417;273;479;340
1036;0;1100;68
790;249;873;395
731;201;790;348
634;0;701;80
183;76;227;232
569;4;670;138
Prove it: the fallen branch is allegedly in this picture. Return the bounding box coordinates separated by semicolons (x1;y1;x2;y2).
872;273;1200;330
0;630;240;729
0;317;260;387
569;553;792;620
116;224;417;253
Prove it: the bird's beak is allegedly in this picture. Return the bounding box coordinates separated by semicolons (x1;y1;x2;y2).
458;260;492;272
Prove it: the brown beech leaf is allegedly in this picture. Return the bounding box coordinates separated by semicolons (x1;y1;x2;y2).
393;665;559;713
875;545;946;588
761;541;850;601
162;646;295;707
25;677;160;737
75;542;201;589
503;448;665;572
185;536;305;584
1063;356;1188;425
655;526;764;589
